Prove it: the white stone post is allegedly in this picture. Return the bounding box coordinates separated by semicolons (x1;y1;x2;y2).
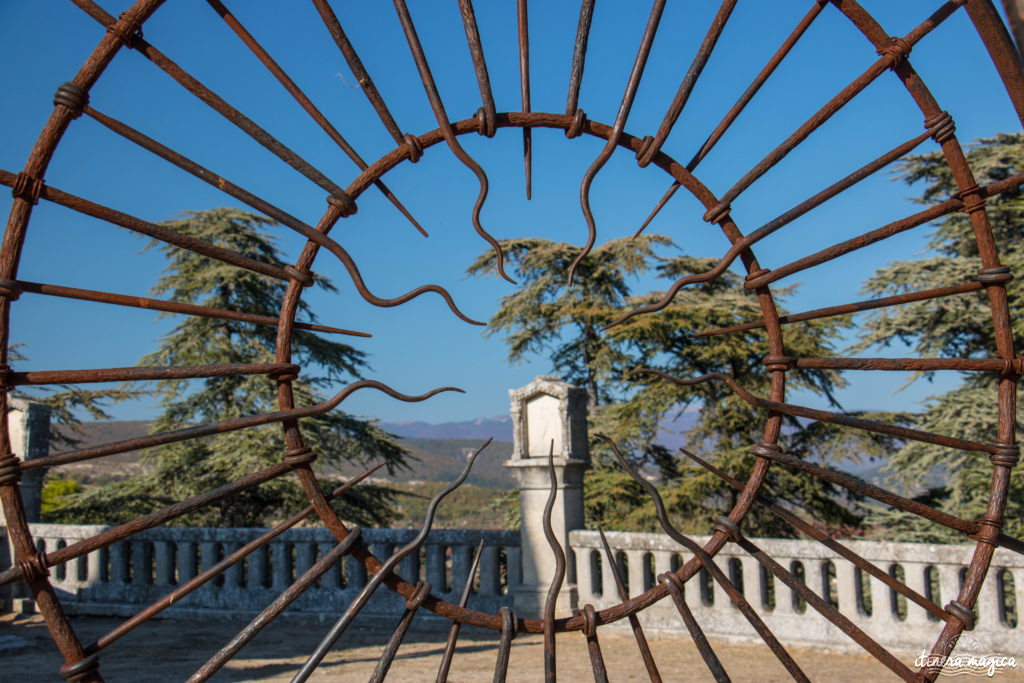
505;376;589;618
1;399;51;526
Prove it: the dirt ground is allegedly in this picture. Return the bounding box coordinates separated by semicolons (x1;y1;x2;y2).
2;612;1020;682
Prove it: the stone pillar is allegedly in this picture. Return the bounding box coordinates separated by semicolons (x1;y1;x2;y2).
0;399;52;525
505;376;589;618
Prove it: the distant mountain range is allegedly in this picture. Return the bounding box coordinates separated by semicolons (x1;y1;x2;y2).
379;415;513;442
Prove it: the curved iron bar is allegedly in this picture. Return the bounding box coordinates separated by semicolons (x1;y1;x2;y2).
493;606;517;683
392;0;513;284
609;122;951;329
597;434;810;682
291;438;491;683
205;0;426;237
81;107;480;326
631;368;1000;455
436;538;485;682
568;0;666;284
542;442;566;683
636;0;827;235
189;527;364;683
597;528;661;682
26;380;462;470
83;462;384;655
580;603;608;682
565;0;596;117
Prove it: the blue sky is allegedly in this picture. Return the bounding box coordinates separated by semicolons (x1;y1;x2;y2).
0;1;1020;425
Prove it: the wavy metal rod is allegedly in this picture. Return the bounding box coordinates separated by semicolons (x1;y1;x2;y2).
291;438;491;683
631;368;999;455
81;107;479;326
27;380;461;470
597;434;810;682
542;441;565;683
569;0;666;285
597;528;661;682
393;0;514;284
206;0;427;237
436;538;485;682
636;0;826;234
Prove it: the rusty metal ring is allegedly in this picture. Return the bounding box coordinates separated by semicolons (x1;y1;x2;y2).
744;267;770;285
581;603;599;638
945;600;977;631
924;110;956;145
762;355;792;373
282;265;314;288
702;201;731;225
268;365;300;382
475;106;496;138
565;108;587;139
970;517;1002;546
977;265;1013;285
16;550;50;584
635;135;655;167
406;580;432;609
326;191;357;218
876;35;912;67
10;172;44;206
713;515;741;542
283;446;316;469
52;82;89;119
107;10;144;49
990;441;1019;467
0;452;21;486
403;133;423;163
749;441;783;459
498;605;518;640
59;653;101;682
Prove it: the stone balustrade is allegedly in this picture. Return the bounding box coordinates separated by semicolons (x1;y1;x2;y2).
571;530;1022;654
24;524;519;625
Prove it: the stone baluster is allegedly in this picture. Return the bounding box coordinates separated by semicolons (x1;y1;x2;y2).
424;544;446;594
200;541;218;590
247;545;268;589
177;541;197;583
479;544;500;597
599;547;618;602
975;563;1003;630
573;546;597;605
741;555;765;612
451;543;471;594
346;554;367;590
132;540;152;586
319;542;342;589
86;549;103;587
652;550;674;578
110;541;129;585
900;562;930;626
271;542;290;590
773;558;800;616
398;545;420;584
505;545;522;593
834;561;863;621
223;541;245;588
626;549;647;596
866;568;894;627
294;540;316;585
153;541;175;587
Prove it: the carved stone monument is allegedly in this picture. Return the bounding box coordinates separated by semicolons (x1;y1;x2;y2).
505;376;589;617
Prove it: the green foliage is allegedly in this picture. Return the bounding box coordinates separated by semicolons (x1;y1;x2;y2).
41;477;82;513
45;208;406;527
389;481;517;529
472;238;880;536
856;133;1024;540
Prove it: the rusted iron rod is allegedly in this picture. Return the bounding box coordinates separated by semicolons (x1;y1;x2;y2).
598;435;810;682
7;277;368;337
81;107;478;325
565;0;596;116
392;0;512;284
493;606;517;683
743;443;977;536
636;0;827;234
39;462;291;575
791;356;1022;373
690;281;985;339
708;0;962;216
370;581;432;683
310;0;406;145
292;440;489;683
8;362;299;387
636;0;737;168
657;573;728;683
542;444;566;683
615;123;948;326
967;0;1024;127
188;528;364;683
734;531;916;680
205;0;427;237
25;380;460;470
580;604;609;683
570;0;666;284
458;0;497;139
518;0;532;199
85;463;383;655
436;539;485;683
0;169;291;282
633;368;1000;455
72;0;353;202
682;448;950;622
746;168;1024;290
598;528;661;682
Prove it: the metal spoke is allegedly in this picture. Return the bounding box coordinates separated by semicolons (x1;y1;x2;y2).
436;539;485;682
